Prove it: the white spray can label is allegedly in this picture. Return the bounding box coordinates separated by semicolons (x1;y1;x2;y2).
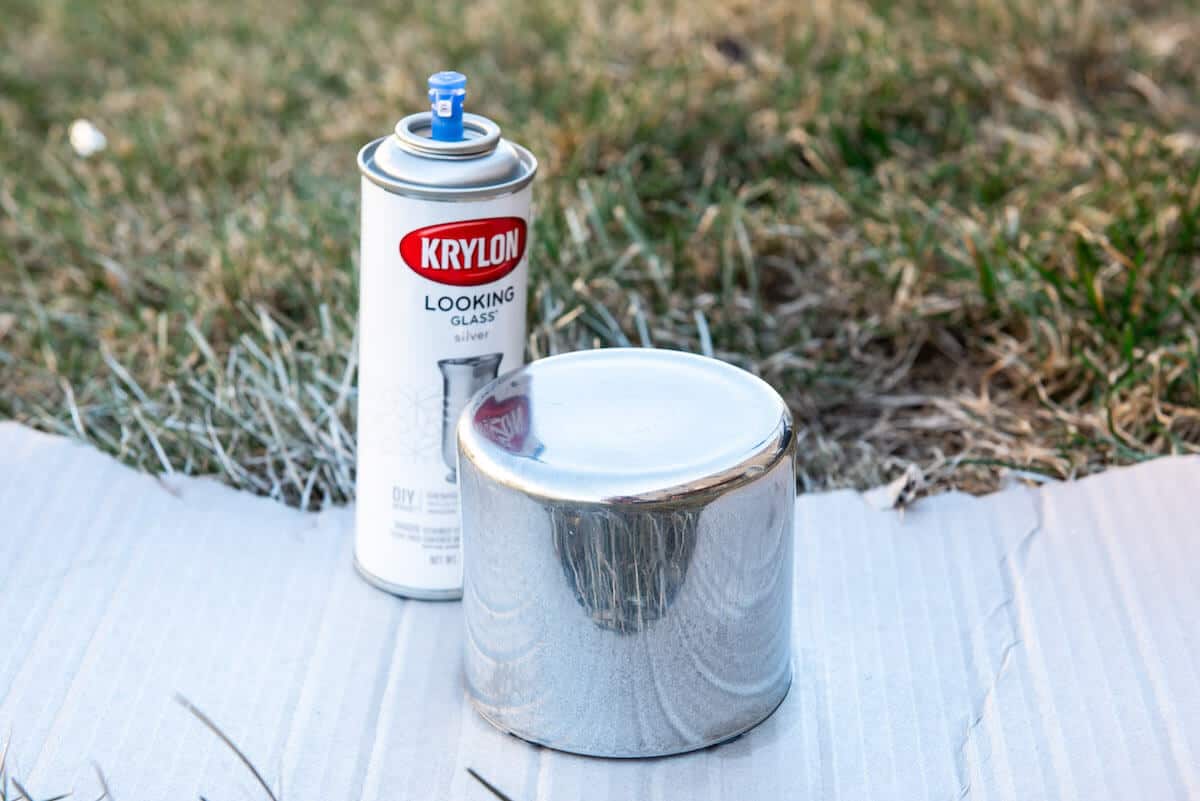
355;184;531;596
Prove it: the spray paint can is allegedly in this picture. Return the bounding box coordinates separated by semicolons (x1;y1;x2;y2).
355;71;537;599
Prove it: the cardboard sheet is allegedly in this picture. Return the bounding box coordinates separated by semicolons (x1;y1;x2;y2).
0;422;1197;800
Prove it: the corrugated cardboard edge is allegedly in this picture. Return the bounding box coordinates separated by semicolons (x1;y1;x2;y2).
1;422;1197;800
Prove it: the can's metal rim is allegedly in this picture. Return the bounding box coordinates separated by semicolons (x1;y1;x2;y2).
354;556;463;601
468;670;792;758
395;112;501;157
357;137;537;201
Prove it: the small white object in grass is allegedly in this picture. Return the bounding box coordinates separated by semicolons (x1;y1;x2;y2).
68;119;107;157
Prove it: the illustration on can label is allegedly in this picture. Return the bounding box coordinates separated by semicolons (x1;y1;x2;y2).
438;353;504;481
400;217;527;286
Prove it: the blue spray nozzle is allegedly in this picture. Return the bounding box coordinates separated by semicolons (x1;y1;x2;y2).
428;71;467;141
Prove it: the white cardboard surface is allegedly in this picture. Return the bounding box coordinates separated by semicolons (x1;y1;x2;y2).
0;421;1197;800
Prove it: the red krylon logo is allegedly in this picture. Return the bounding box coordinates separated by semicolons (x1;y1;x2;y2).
399;217;527;287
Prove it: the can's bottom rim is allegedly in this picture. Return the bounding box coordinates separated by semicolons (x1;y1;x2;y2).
354;556;463;601
467;670;792;759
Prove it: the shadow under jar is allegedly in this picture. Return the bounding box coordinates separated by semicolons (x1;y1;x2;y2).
457;348;796;758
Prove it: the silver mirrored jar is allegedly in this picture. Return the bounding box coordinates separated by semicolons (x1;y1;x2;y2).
457;348;795;757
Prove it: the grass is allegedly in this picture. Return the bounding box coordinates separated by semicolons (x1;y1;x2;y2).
2;0;1199;508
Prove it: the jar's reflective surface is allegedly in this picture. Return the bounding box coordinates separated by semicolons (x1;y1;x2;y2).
459;348;795;757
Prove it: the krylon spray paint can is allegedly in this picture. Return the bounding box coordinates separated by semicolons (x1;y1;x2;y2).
355;71;537;599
